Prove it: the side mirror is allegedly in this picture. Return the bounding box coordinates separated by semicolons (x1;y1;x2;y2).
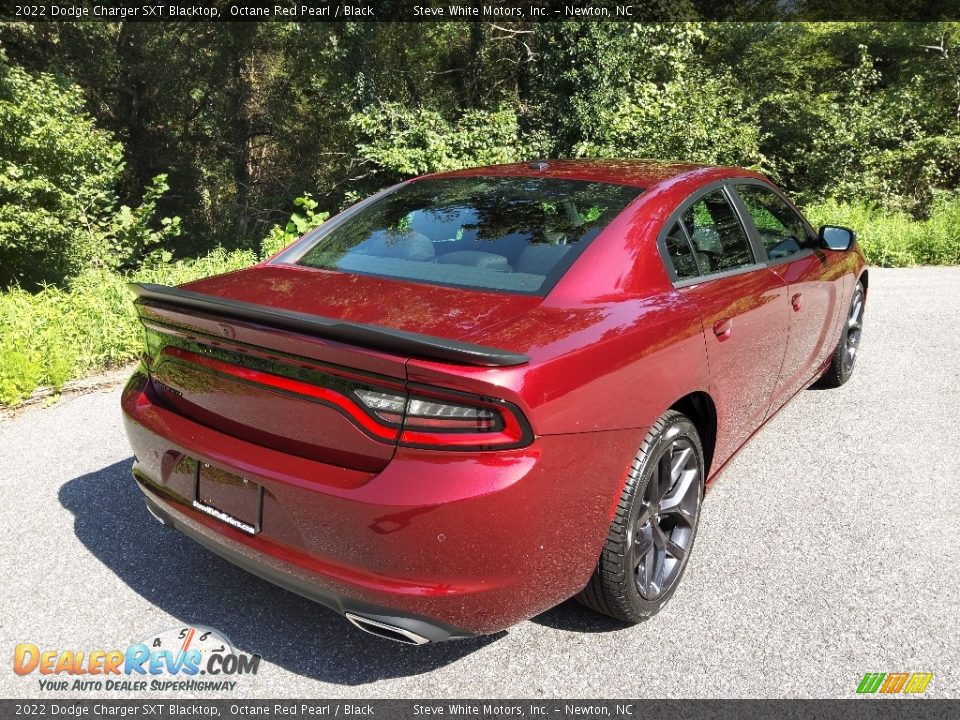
819;225;855;252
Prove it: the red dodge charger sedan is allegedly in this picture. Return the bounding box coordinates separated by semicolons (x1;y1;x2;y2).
122;160;867;644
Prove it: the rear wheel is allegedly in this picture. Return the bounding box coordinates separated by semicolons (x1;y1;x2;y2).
576;410;704;623
819;280;865;388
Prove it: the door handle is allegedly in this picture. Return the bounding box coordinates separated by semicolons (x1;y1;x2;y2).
791;293;803;311
713;317;733;340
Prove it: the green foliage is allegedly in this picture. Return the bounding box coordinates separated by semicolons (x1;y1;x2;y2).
0;59;180;289
805;195;960;267
260;195;329;258
574;69;763;167
0;60;120;288
707;23;960;212
1;189;323;406
0;248;255;406
352;103;542;179
102;174;182;269
534;24;764;168
5;21;960;246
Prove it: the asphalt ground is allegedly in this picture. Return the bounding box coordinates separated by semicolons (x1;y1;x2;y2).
1;266;958;699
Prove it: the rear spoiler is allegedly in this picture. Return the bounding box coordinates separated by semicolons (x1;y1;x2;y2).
130;283;530;368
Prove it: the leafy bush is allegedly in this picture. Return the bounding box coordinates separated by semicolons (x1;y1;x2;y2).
260;195;328;259
531;24;764;169
0;248;255;406
0;59;179;290
805;195;960;267
351;103;542;178
0;192;325;406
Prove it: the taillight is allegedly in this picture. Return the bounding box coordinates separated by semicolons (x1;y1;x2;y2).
148;330;532;451
353;387;532;450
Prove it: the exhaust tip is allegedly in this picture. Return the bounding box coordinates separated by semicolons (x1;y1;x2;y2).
345;612;430;645
144;499;172;527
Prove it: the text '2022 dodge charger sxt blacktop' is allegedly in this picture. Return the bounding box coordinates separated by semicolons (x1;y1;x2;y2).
122;160;867;644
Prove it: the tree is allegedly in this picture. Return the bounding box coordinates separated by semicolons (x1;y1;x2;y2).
0;53;178;289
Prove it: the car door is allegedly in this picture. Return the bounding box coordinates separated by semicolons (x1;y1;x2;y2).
731;182;840;413
659;185;790;469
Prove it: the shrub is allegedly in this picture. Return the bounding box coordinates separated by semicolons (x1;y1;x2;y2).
0;60;179;290
805;196;960;267
260;195;328;259
0;193;323;406
351;103;541;178
0;248;255;406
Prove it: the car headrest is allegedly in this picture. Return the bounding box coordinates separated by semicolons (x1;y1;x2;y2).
691;227;721;254
355;231;435;261
436;250;511;272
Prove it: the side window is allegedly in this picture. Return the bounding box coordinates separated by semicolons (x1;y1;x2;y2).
736;185;814;260
664;222;701;280
681;190;755;275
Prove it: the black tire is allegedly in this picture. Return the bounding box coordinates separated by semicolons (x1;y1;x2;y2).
819;280;865;389
576;410;704;623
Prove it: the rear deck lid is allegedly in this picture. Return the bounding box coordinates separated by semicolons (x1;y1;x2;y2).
133;268;533;472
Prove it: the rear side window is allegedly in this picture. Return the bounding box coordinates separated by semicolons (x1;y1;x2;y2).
735;184;815;260
664;223;701;280
290;177;641;295
680;190;756;275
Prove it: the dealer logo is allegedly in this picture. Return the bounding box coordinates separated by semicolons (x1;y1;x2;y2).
13;626;260;693
856;672;933;695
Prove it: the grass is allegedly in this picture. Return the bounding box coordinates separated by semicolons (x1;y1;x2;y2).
1;196;959;408
804;195;960;268
0;248;256;406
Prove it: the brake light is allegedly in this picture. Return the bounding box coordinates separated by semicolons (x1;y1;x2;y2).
152;340;532;451
353;387;531;450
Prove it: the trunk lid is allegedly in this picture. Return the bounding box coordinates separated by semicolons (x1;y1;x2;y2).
182;265;542;340
134;266;535;472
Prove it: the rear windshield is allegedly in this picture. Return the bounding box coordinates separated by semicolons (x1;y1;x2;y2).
287;177;641;295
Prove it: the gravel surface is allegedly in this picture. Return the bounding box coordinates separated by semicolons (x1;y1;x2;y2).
1;266;958;699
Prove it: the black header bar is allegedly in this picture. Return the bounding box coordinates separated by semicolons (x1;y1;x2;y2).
1;0;957;22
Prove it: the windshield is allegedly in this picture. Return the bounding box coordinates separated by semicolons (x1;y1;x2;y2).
287;177;641;295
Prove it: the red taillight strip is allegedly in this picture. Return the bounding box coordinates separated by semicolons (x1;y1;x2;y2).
158;347;398;441
157;346;533;451
399;401;528;449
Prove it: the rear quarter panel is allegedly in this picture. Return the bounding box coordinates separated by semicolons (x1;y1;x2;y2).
407;292;710;436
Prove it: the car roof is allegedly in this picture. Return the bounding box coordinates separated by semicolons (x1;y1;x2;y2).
416;158;729;189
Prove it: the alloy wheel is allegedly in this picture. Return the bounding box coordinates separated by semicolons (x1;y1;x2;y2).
843;285;865;375
632;437;702;601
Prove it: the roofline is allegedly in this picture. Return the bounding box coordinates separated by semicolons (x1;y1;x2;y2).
412;158;726;189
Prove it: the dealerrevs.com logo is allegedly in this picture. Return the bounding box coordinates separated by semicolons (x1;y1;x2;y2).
13;626;260;693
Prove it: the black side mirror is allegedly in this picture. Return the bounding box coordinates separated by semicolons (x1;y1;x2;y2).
819;225;855;252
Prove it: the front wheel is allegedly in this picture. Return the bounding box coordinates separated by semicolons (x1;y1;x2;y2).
576;410;704;623
819;280;865;388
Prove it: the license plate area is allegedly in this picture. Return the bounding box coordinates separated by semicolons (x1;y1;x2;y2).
192;462;262;535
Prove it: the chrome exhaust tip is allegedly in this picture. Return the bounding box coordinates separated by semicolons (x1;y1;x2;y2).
344;612;431;645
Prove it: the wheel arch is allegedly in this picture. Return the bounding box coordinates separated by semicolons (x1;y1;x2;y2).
669;391;717;479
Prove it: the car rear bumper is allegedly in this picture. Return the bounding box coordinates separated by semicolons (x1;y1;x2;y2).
121;366;644;637
138;490;471;643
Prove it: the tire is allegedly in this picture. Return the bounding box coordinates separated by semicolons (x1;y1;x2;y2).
819;280;865;389
576;410;704;623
